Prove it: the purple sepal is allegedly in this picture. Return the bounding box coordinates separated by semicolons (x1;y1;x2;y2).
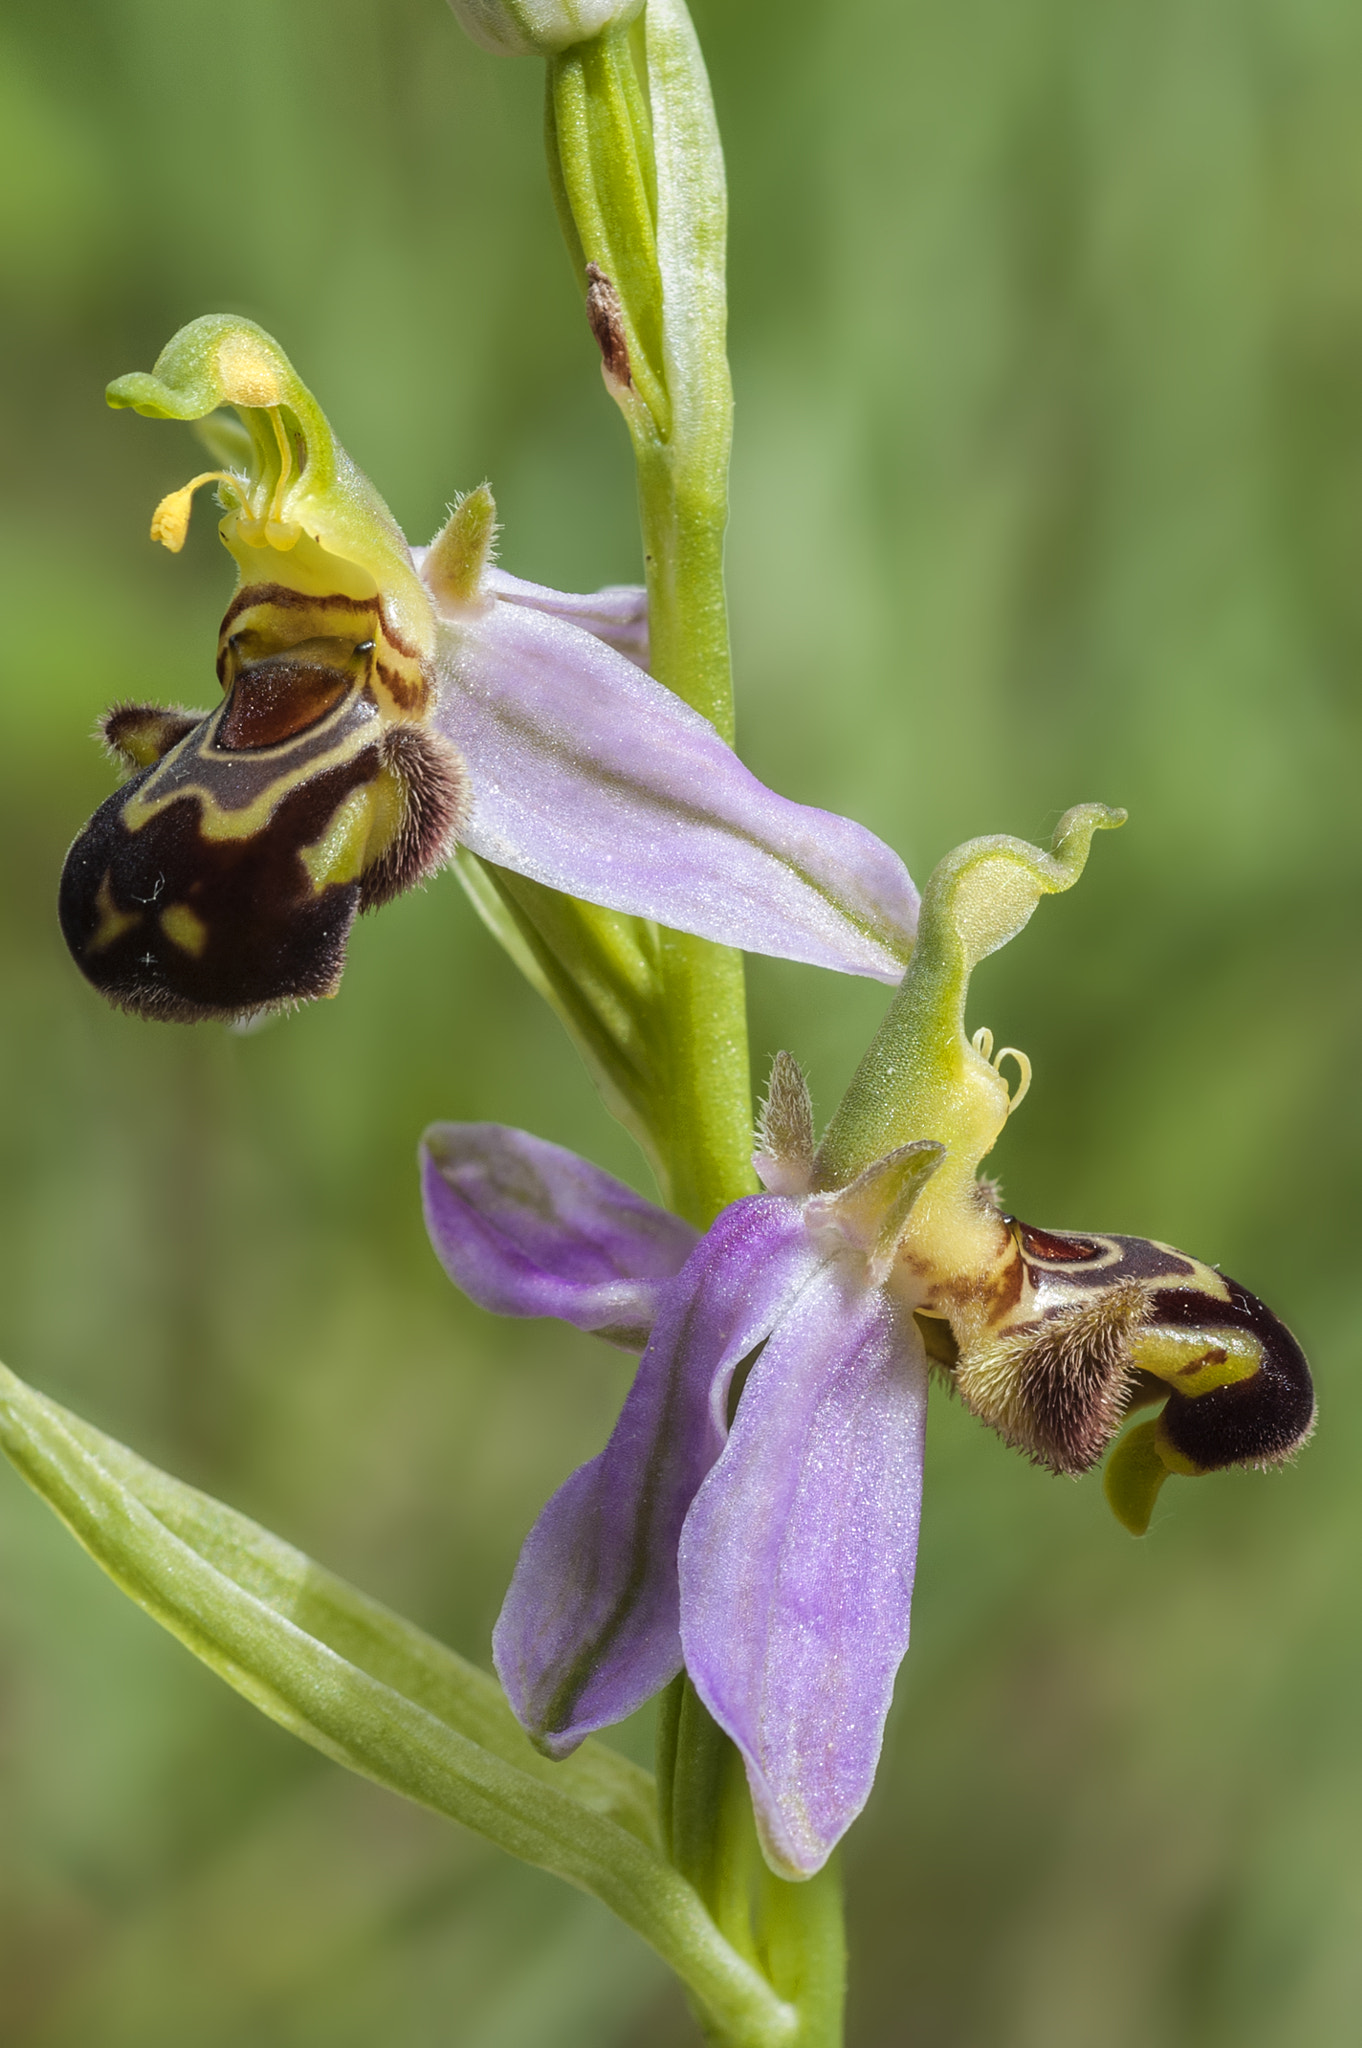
679;1269;929;1878
493;1197;820;1755
431;595;918;982
484;568;650;671
421;1123;696;1349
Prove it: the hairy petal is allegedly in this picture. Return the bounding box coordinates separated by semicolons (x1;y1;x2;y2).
421;1122;696;1349
680;1269;929;1878
493;1197;820;1754
433;597;918;981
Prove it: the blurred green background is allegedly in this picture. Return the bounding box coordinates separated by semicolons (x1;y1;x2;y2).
1;1;1359;2041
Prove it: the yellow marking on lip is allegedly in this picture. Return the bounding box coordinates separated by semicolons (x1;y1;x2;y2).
301;787;375;891
120;711;375;843
160;903;208;957
1130;1324;1260;1396
87;874;140;954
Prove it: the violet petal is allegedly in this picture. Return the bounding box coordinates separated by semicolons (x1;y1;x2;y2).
679;1267;929;1878
484;568;650;671
421;1123;697;1349
431;598;918;982
493;1196;821;1754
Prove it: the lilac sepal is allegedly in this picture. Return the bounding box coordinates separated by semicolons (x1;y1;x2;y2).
431;595;918;982
420;1123;696;1349
680;1267;929;1878
492;1197;821;1755
410;548;650;669
483;568;650;671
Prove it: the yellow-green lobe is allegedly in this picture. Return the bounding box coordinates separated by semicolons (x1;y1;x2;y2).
107;315;434;660
815;805;1125;1281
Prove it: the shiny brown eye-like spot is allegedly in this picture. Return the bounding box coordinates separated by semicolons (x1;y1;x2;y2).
217;654;354;750
1012;1221;1103;1264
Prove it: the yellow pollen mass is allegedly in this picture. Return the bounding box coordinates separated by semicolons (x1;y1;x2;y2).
150;471;245;553
150;483;197;553
215;336;283;408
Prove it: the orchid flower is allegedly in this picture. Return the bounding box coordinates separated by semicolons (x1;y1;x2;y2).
422;806;1315;1879
59;316;918;1022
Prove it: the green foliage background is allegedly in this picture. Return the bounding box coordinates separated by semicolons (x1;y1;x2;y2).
1;1;1358;2041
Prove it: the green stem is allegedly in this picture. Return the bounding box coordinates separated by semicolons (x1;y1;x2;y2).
659;1679;847;2048
546;4;847;2034
633;408;753;1224
636;433;733;740
639;428;754;1224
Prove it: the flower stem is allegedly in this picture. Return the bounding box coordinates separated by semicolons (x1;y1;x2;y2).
636;431;754;1226
547;5;753;1228
659;1678;847;2047
547;4;847;2034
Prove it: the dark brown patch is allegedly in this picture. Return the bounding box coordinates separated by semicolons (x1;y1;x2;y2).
217;653;353;749
1151;1278;1315;1471
586;263;633;388
1013;1221;1103;1264
359;724;469;910
1103;1236;1199;1284
1008;1224;1199;1294
58;746;383;1022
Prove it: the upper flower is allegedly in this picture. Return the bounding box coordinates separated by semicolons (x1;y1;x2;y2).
421;809;1314;1878
60;316;919;1022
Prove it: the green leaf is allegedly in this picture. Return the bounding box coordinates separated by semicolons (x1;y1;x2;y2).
0;1362;796;2048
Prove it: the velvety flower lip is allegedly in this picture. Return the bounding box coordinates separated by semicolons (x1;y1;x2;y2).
421;1121;696;1349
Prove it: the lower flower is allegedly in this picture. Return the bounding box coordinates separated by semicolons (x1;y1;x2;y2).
420;812;1314;1879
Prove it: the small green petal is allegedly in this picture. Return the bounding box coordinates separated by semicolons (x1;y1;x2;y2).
1104;1418;1175;1536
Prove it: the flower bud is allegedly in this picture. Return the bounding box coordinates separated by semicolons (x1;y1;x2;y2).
446;0;642;59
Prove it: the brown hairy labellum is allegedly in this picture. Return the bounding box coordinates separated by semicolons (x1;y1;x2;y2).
947;1215;1315;1479
60;586;466;1023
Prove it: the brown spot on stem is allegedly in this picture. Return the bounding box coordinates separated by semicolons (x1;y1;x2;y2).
586;263;633;389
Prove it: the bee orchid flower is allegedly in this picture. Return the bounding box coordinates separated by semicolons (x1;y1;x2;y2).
60;316;918;1021
421;807;1314;1880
